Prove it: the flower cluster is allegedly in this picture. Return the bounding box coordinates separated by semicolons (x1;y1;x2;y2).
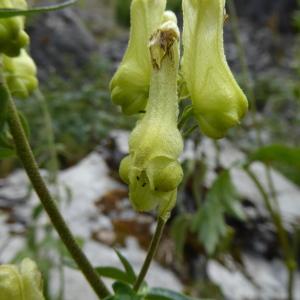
0;0;38;98
110;0;248;217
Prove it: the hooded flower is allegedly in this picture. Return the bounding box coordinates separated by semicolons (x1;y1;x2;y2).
119;15;183;219
3;49;38;98
181;0;248;138
109;0;167;115
111;0;249;217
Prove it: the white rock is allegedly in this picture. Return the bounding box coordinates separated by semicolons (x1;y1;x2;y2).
0;151;183;300
208;255;300;300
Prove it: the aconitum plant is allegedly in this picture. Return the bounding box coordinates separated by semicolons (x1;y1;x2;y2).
0;0;247;299
111;0;248;219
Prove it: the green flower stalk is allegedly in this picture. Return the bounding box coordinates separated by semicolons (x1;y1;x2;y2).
3;49;38;98
0;0;29;57
182;0;248;139
119;17;183;219
109;0;167;115
0;258;45;300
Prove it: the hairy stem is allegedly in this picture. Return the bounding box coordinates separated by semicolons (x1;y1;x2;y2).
134;217;166;291
1;74;110;299
36;88;64;299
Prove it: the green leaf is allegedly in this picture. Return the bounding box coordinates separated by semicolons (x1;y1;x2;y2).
104;282;142;300
0;146;15;158
178;105;193;129
145;288;194;300
247;144;300;186
95;266;131;284
0;0;77;18
170;214;191;260
115;249;137;283
220;173;246;220
32;203;44;220
192;171;244;255
95;250;137;284
0;132;15;158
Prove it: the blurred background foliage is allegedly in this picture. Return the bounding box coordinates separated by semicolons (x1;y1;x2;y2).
1;0;300;299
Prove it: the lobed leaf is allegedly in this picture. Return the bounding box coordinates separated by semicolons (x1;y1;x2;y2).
192;170;244;254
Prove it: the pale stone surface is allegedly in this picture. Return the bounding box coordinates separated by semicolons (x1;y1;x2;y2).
0;152;182;300
1;133;299;299
208;255;300;300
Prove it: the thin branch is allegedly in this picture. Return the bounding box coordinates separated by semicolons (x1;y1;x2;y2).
133;217;166;291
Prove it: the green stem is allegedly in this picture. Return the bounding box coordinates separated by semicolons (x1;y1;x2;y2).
35;89;65;300
265;167;297;300
133;217;166;292
228;3;297;297
288;268;295;300
1;76;110;299
245;167;296;300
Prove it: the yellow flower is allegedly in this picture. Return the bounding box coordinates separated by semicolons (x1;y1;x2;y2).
0;0;29;57
109;0;167;115
182;0;248;138
119;17;183;219
0;258;45;300
3;49;38;98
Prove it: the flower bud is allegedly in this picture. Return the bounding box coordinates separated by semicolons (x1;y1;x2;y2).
0;0;29;57
119;154;131;184
0;258;45;300
3;49;38;98
182;0;248;139
110;0;167;115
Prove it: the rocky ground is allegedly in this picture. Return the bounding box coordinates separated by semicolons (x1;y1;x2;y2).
1;131;300;299
1;1;299;299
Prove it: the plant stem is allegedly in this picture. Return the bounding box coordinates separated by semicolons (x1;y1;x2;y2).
35;89;65;299
1;77;110;299
245;167;296;300
133;217;166;292
228;2;297;297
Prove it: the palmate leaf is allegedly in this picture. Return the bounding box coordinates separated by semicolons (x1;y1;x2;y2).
0;0;77;18
192;170;245;255
247;144;300;186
